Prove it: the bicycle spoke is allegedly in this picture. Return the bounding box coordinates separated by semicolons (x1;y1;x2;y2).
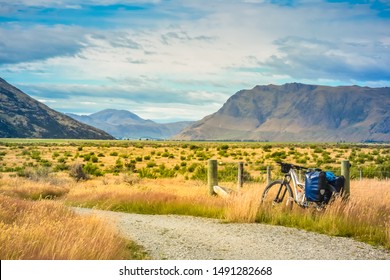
262;180;293;207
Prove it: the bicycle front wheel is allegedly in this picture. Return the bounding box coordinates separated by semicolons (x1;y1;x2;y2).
261;180;294;207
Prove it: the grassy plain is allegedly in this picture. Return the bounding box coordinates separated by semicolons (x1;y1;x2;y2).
0;139;389;258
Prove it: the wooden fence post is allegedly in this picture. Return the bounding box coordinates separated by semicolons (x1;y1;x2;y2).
341;160;350;199
266;166;271;185
237;162;244;190
208;159;218;195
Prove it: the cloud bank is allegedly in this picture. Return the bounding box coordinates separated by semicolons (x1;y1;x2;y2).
0;0;389;121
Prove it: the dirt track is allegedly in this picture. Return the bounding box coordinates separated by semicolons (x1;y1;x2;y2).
73;207;390;260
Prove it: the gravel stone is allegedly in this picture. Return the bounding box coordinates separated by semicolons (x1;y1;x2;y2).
73;207;390;260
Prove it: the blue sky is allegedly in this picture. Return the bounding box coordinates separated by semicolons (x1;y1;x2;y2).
0;0;389;122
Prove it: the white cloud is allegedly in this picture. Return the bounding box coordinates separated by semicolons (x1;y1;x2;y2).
38;99;57;103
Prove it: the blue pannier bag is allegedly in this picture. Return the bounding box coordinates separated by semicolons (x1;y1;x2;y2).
308;171;345;203
325;171;337;182
305;171;327;202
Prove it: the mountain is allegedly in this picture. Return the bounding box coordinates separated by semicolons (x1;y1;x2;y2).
0;78;114;139
174;83;390;142
68;109;194;139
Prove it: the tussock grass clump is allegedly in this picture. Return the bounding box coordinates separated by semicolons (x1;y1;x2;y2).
0;195;132;259
12;184;69;200
0;175;70;200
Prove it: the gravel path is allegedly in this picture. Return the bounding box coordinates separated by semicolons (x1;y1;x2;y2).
73;207;390;260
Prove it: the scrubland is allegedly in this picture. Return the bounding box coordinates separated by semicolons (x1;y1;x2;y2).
0;140;389;259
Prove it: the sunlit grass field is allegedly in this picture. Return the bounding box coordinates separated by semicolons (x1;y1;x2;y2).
0;193;149;259
0;139;389;259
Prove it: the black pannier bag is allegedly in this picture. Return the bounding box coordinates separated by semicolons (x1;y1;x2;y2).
328;175;345;193
305;171;345;203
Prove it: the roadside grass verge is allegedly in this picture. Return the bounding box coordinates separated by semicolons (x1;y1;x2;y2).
0;194;148;260
65;178;226;219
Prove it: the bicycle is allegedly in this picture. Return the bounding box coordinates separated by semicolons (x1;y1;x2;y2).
261;162;338;209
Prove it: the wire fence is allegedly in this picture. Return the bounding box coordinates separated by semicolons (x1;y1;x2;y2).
214;161;390;184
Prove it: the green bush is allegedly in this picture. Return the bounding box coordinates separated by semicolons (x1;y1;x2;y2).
146;161;157;168
91;155;99;163
191;166;207;181
157;164;176;178
39;159;52;167
64;151;72;157
218;163;252;182
138;168;157;179
187;163;198;173
262;145;272;152
54;163;69;172
83;162;103;177
30;150;41;161
219;144;229;150
125;162;136;172
57;157;66;163
82;154;91;161
135;157;143;162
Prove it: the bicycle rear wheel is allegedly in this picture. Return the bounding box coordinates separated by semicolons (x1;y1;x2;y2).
261;180;294;208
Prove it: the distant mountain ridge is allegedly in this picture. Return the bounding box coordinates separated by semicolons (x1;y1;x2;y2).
68;109;194;139
174;83;390;142
0;78;114;139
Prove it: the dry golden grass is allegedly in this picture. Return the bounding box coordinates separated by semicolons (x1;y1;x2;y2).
224;183;263;223
350;179;390;201
0;175;70;200
0;140;389;255
0;170;389;255
64;176;226;218
0;194;131;260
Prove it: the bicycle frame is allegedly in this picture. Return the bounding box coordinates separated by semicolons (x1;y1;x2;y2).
284;168;305;205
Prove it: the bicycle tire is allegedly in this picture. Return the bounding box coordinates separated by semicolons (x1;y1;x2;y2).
261;180;294;207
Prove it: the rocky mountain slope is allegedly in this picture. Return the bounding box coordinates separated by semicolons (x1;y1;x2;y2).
174;83;390;142
68;109;193;139
0;78;114;139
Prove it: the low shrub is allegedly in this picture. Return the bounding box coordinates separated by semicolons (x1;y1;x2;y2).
17;167;51;181
83;162;103;177
69;163;88;181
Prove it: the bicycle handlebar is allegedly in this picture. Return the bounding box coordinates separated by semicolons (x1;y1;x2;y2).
276;161;308;171
275;162;322;174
